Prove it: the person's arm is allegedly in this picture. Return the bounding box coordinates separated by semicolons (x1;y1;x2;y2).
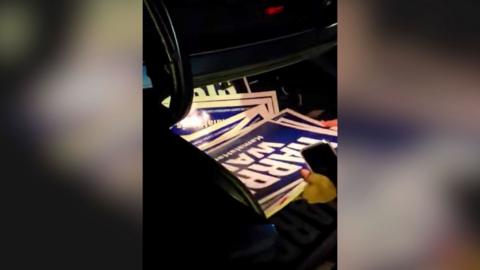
299;118;338;204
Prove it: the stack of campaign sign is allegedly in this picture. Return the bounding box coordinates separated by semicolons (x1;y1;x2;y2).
166;90;337;218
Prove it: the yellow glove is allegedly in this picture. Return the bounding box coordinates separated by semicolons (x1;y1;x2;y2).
300;169;337;204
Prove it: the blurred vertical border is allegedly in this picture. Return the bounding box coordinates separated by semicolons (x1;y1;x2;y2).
0;1;142;269
339;1;480;269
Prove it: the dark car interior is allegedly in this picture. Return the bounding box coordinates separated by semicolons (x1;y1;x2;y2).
143;0;337;268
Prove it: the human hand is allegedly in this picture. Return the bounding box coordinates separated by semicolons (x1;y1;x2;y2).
319;119;338;131
300;169;337;204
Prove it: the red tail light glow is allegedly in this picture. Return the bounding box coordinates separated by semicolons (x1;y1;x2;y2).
265;5;284;16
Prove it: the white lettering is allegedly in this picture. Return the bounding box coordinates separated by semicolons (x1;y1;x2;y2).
226;153;254;165
237;169;280;189
249;159;301;177
247;142;284;159
298;137;321;145
269;147;305;163
223;163;239;172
